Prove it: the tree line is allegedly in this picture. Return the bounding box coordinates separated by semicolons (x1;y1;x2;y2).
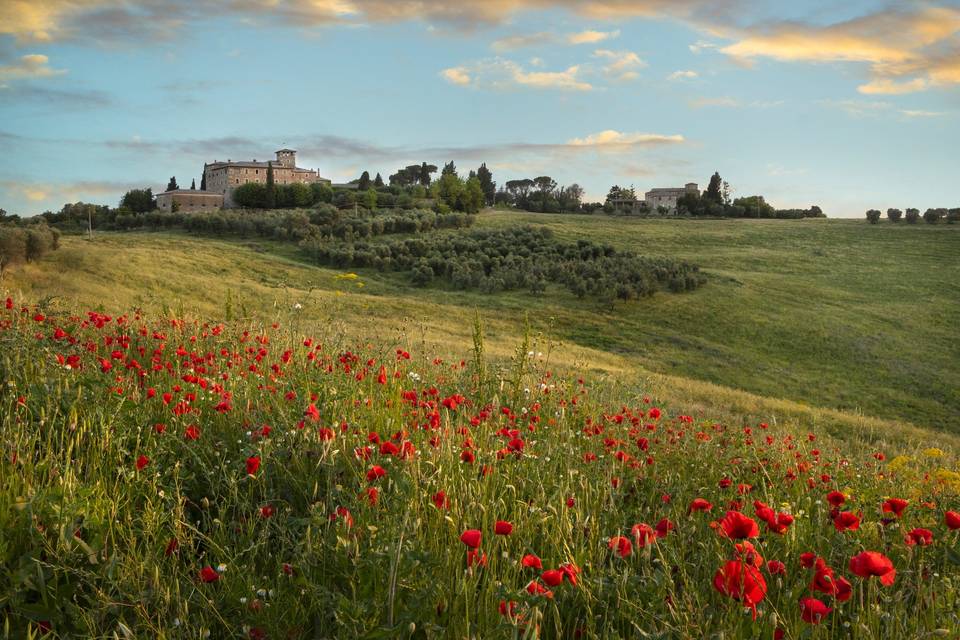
44;205;475;243
866;208;959;224
300;226;704;304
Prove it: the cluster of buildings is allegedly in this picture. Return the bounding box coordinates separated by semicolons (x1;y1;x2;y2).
156;148;331;213
155;145;699;216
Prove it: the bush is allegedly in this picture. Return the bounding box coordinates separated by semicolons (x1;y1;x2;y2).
922;208;943;224
0;222;60;271
887;208;902;223
905;208;920;224
865;209;881;224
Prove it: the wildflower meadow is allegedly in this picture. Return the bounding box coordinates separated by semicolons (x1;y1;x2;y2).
2;296;959;638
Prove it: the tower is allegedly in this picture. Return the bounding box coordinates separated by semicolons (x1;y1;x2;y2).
275;149;296;168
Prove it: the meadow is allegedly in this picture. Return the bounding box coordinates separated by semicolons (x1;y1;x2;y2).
5;213;959;435
2;293;960;638
3;211;960;637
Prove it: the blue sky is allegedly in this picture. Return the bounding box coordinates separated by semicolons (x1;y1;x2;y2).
0;0;958;217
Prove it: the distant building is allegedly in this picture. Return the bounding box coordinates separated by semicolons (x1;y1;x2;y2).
203;149;331;207
156;189;224;213
644;183;699;213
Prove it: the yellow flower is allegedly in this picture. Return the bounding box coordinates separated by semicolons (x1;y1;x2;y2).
888;455;912;472
923;448;945;458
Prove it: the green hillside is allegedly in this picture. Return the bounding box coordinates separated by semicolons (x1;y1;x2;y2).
4;212;958;434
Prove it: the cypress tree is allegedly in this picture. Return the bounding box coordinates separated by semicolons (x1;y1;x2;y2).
166;176;179;192
190;179;196;190
374;173;384;188
200;171;207;191
265;161;276;209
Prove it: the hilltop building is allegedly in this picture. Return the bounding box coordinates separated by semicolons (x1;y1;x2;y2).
644;183;699;213
156;189;224;213
203;149;331;207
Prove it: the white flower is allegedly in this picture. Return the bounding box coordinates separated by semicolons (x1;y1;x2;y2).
293;303;303;310
217;563;227;572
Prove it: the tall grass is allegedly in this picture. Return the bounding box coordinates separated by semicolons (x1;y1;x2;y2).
2;297;960;638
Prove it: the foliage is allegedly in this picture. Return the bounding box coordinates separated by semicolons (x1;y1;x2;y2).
0;220;60;271
905;208;921;224
166;176;179;192
866;209;882;224
887;208;902;223
119;188;155;213
301;225;704;302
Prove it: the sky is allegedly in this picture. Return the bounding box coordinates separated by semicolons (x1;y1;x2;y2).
0;0;958;217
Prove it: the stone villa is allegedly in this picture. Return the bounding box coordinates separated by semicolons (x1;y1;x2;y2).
610;182;700;215
644;183;699;212
157;148;331;212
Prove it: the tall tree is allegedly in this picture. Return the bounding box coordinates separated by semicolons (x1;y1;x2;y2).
190;178;196;190
357;171;371;191
166;176;179;192
705;172;723;204
441;161;457;177
476;163;495;205
374;172;384;188
419;163;438;186
265;162;276;209
200;172;207;191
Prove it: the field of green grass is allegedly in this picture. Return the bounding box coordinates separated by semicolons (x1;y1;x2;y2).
3;212;958;436
4;211;960;638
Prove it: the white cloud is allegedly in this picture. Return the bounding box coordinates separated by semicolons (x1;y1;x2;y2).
567;29;619;45
566;130;684;146
668;69;698;80
592;48;645;79
0;54;65;82
441;58;593;91
440;66;471;85
899;109;947;118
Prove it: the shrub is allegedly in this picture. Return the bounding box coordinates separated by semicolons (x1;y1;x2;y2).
865;209;882;224
922;209;942;224
886;208;902;223
905;208;920;224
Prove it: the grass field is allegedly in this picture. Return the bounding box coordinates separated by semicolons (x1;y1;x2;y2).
4;212;960;638
4;212;958;437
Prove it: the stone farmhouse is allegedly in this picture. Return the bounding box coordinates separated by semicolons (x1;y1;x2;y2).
644;183;699;212
157;148;331;212
610;182;700;215
156;189;224;213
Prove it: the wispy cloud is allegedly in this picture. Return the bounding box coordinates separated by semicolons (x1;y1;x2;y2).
567;29;619;45
441;58;593;91
0;54;65;83
717;6;960;94
668;69;698;80
592;49;645;80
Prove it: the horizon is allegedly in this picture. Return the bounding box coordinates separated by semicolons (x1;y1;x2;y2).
1;1;959;218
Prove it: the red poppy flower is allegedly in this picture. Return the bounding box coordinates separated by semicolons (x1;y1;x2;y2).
135;454;150;470
799;552;817;568
655;518;674;538
259;505;275;518
460;529;482;549
826;491;846;507
766;560;786;575
466;550;487;568
882;498;908;518
835;576;852;602
199;566;220;583
833;511;861;531
946;511;960;530
184;425;200;441
719;511;760;539
810;558;840;595
799;597;832;624
526;580;553;597
366;465;386;482
432;491;449;510
713;560;767;619
304;403;320;422
608;535;632;558
849;551;896;586
246;456;261;476
631;523;657;547
689;498;713;513
494;520;513;536
904;527;933;546
541;569;564;587
521;554;542;570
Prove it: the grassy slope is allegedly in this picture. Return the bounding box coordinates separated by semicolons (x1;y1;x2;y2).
3;213;958;443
